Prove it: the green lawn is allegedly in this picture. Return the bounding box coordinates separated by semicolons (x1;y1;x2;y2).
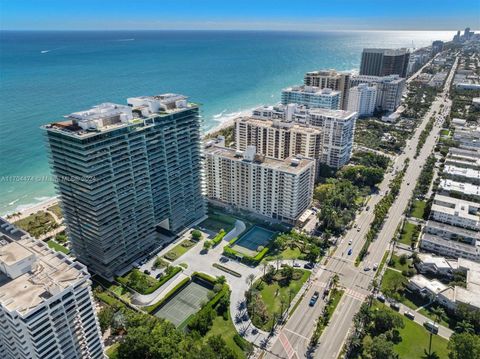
381;269;408;296
395;312;449;358
106;343;120;359
411;200;427;219
206;312;251;359
252;269;310;330
47;239;70;254
326;289;344;317
440;129;450;136
398;221;418;246
264;246;302;261
388;254;413;273
163;239;197;262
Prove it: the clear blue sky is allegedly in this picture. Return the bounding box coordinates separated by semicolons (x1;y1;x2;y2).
1;0;478;31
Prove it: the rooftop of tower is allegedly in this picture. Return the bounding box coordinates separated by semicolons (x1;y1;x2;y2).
43;93;197;138
0;218;89;317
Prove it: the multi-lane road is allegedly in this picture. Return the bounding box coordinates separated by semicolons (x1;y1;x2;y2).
263;57;458;359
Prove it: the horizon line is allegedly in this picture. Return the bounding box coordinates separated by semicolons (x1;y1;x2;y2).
0;28;465;32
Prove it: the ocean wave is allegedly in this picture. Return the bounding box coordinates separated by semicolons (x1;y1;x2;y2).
213;110;227;119
41;50;50;54
116;38;135;41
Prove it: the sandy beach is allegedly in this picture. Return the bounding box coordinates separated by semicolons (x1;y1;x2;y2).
6;197;59;221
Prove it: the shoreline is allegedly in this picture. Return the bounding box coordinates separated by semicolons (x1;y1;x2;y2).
4;196;59;221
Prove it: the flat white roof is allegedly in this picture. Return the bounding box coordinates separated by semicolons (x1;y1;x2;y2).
444;165;480;181
439;179;480;197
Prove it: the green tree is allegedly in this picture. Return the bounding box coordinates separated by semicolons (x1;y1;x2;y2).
191;229;203;241
448;332;480;359
366;334;399;359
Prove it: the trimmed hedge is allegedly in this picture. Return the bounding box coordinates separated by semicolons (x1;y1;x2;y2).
212;263;242;277
187;285;230;331
191;271;217;284
144;277;190;314
222;242;270;265
156;266;182;287
211;229;227;247
234;334;253;353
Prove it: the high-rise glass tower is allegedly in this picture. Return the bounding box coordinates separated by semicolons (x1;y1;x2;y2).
43;94;205;279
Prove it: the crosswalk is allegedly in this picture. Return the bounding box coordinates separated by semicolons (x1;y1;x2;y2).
343;288;368;302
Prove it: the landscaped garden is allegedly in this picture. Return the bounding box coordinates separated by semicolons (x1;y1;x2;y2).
347;300;449;359
48;203;64;219
398;221;421;247
117;266;181;295
163;238;197;262
14;211;59;238
264;229;329;263
246;266;310;331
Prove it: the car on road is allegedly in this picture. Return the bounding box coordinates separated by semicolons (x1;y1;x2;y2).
354;223;357;228
348;248;353;256
304;262;314;269
155;273;163;279
377;294;386;303
309;291;320;306
424;321;439;334
390;302;400;311
348;239;353;245
407;182;410;186
373;263;378;271
219;256;229;263
364;266;371;271
404;311;415;320
293;263;301;268
366;206;370;211
357;227;361;232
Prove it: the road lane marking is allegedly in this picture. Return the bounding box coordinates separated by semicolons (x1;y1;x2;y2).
283;328;310;341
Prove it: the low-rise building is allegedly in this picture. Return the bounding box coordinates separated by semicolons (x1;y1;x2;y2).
204;144;315;224
443;165;480;185
408;259;480;311
430;195;480;231
453;127;480;148
421;220;480;262
428;72;448;88
445;147;480;170
0;218;105;359
438;179;480;203
416;253;457;277
281;86;341;110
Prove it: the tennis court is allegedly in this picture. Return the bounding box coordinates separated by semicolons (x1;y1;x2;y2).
153;280;212;327
231;225;276;256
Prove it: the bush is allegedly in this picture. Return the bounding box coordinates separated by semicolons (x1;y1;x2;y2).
164;251;178;261
191;229;203;241
234;334;253;353
188;306;216;335
211;229;227;247
212;263;242;277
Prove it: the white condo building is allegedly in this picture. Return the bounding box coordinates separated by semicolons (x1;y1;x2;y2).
430;194;480;231
235;104;357;169
349;74;405;112
204;144;315;223
347;83;377;117
281;86;341;110
0;218;105;359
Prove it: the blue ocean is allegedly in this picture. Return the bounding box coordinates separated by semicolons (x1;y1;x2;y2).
0;30;454;214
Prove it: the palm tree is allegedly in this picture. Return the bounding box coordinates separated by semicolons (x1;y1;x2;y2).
275;254;283;271
422;349;440;359
246;273;255;290
454;319;474;334
427;307;445;355
261;262;269;277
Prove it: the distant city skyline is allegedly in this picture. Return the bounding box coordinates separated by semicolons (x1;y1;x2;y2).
1;0;478;31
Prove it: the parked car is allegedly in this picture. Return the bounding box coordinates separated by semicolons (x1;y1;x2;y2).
390;302;400;311
293;263;301;268
219;256;229;263
304;262;314;269
377;294;386;303
424;321;439;334
309;291;320;306
155;273;163;280
404;311;415;320
373;263;378;271
144;269;151;275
